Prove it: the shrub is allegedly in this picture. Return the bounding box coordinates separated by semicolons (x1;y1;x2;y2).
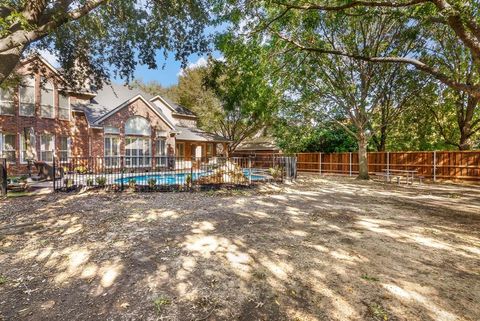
268;166;283;180
86;178;94;186
96;176;107;186
128;179;136;189
64;178;74;188
74;166;88;174
147;178;156;189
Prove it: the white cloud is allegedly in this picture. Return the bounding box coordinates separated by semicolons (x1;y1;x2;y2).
177;57;208;77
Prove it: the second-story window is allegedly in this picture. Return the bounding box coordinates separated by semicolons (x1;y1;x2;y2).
40;79;55;118
19;76;35;117
0;87;15;115
58;93;70;120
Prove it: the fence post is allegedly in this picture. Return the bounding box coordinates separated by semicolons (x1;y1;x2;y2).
52;155;56;192
433;151;437;182
190;158;194;191
349;152;352;177
120;156;124;191
248;157;252;185
0;158;6;197
319;152;322;175
387;151;390;181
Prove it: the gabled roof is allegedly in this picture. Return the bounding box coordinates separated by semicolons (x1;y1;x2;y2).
73;83;176;129
237;136;279;151
176;126;230;142
150;95;197;117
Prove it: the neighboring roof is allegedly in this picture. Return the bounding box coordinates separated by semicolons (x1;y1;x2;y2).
72;83;176;129
237;136;280;151
150;95;196;117
175;126;229;142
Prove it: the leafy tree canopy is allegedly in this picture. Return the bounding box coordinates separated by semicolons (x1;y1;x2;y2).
0;0;216;89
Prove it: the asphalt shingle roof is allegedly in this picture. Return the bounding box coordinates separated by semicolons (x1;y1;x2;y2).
72;83;175;128
175;126;230;142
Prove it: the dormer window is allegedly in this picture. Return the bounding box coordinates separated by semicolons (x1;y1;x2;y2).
19;76;35;116
40;78;55;118
59;92;70;120
0;87;15;115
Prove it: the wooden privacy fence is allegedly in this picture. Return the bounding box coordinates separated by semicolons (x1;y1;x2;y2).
235;151;480;181
295;151;480;181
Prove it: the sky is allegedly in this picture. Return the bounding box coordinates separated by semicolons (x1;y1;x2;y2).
133;53;211;87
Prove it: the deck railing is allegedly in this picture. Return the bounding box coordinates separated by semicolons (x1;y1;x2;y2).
52;155;297;192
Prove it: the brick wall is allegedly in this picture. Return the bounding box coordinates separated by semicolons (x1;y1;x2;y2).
95;97;175;158
1;60;90;175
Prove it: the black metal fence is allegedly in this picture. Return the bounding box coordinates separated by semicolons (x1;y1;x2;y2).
52;155;296;192
0;158;6;196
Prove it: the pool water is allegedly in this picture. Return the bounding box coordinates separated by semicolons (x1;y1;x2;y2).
115;169;267;185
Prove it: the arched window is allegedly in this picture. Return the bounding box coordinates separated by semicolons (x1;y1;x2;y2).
124;116;151;167
125;116;151;136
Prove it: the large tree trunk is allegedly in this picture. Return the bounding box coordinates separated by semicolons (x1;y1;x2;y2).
457;95;478;150
357;133;369;180
0;46;24;84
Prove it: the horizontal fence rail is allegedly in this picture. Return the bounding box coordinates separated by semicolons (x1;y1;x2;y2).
52;156;297;192
294;151;480;181
233;151;480;182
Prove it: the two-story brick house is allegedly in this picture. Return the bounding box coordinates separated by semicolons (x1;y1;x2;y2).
0;56;229;174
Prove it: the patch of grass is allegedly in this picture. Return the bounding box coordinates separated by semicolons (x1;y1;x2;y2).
0;275;7;285
449;193;461;199
361;274;380;282
252;269;267;280
367;302;390;321
7;191;32;198
153;295;171;314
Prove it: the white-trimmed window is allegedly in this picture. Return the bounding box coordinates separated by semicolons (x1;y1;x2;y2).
206;143;213;157
104;135;120;167
58;93;70;120
40;133;54;162
0;133;16;163
124;117;151;167
125;137;151;167
104;126;120;135
0;88;15;115
125;116;151;136
19;129;36;164
176;142;185;157
40;79;55;118
155;138;167;167
58;136;71;161
19;76;35;116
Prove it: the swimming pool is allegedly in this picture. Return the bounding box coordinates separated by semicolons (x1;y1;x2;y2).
115;169;268;185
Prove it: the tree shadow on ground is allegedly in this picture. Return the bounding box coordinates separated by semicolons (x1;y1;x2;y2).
0;176;479;321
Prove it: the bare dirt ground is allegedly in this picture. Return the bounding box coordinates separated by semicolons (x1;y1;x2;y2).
0;175;479;321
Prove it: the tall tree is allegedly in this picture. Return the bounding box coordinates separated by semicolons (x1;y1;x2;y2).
240;12;423;178
204;41;282;153
425;26;480;150
0;0;213;88
237;0;480;98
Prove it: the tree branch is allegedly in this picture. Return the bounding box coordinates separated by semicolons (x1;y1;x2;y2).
273;31;480;98
273;0;429;11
